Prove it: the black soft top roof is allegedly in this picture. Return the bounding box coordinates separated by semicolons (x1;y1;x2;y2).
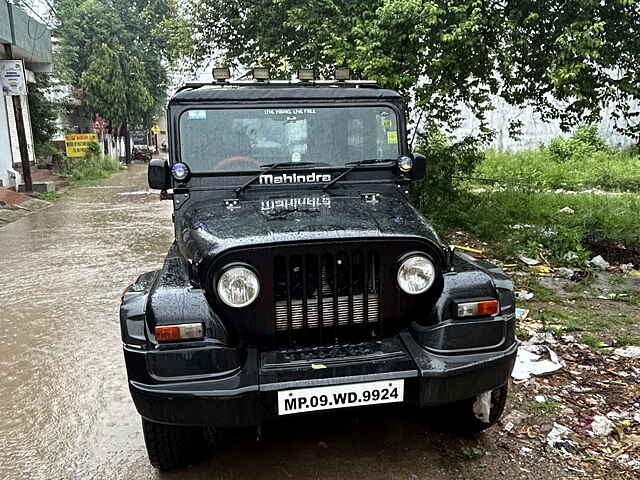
170;86;402;103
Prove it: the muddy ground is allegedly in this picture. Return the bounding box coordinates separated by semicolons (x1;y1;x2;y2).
0;164;638;479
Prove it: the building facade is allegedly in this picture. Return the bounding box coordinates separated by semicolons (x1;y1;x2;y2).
0;0;52;188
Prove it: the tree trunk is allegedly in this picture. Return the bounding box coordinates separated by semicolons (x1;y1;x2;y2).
124;123;131;164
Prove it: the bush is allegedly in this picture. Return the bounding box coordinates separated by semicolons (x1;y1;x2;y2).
57;143;122;184
545;125;607;163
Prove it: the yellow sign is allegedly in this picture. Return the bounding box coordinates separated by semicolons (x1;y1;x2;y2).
64;133;98;157
151;125;161;135
387;131;398;144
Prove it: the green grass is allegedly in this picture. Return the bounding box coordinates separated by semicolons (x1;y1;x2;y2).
476;147;640;192
58;152;123;185
38;191;62;201
425;190;640;266
530;398;561;416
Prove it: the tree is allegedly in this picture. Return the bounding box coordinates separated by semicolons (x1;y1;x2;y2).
27;73;59;159
53;0;179;160
181;0;640;142
80;43;153;161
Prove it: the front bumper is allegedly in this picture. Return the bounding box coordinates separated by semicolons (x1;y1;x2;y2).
126;330;517;428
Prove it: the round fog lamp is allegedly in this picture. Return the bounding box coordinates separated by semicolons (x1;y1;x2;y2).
398;156;413;173
171;163;190;181
397;255;435;294
217;266;260;307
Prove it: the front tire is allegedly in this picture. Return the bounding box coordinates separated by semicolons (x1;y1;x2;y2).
141;418;209;471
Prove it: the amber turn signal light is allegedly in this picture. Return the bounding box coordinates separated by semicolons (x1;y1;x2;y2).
155;323;204;342
457;300;499;317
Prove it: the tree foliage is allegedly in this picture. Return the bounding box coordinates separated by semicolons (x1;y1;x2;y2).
182;0;640;141
27;73;59;157
53;0;179;131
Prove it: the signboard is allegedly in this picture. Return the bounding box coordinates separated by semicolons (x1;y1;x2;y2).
151;125;160;135
1;60;27;96
64;133;99;157
92;114;107;134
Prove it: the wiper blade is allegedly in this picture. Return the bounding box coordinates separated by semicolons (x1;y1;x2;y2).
322;158;395;192
235;162;330;197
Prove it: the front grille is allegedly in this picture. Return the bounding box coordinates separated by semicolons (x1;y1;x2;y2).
274;250;381;346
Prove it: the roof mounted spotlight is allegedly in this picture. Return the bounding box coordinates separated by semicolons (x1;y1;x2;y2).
212;66;231;82
252;67;270;81
335;67;351;81
297;68;314;82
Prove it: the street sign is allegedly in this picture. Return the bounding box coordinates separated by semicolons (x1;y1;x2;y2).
64;133;99;157
93;114;108;134
151;125;161;135
0;60;27;96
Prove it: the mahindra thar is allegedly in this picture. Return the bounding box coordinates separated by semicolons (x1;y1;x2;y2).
120;74;517;470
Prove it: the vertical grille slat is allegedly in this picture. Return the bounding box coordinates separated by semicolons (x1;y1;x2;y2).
274;247;381;347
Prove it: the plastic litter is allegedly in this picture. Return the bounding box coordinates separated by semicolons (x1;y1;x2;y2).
558;206;575;214
453;245;483;254
620;263;635;273
587;255;610;270
473;390;492;424
535;395;546;403
512;344;563;380
590;415;614;437
515;308;529;320
546;423;574;455
515;290;534;301
613;346;640;359
518;255;540;266
531;265;552;274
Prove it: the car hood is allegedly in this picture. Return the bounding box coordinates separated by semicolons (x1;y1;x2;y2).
177;190;444;267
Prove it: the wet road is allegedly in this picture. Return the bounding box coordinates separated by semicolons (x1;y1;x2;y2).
0;165;562;479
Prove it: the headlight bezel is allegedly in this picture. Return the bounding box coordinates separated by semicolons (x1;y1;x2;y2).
396;252;437;295
215;263;261;308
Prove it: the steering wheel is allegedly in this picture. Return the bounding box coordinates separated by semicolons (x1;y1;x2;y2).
217;155;261;171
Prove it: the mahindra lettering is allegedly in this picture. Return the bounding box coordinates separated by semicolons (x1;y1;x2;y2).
120;71;517;471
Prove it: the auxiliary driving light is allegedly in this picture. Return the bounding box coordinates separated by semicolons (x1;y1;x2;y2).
397;255;436;294
398;156;413;173
297;68;314;81
217;266;260;308
335;67;351;81
171;162;190;181
212;66;231;82
457;300;499;317
252;67;270;81
155;323;204;342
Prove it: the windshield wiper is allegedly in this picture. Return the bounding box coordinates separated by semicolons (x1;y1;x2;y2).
235;162;329;197
322;158;395;192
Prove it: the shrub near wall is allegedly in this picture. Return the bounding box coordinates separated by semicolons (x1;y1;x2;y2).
58;142;122;185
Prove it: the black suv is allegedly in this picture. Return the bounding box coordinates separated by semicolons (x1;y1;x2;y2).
120;79;517;470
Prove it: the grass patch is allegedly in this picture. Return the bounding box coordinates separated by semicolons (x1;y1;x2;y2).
38;191;62;202
530;398;561;416
56;143;123;185
425;190;640;266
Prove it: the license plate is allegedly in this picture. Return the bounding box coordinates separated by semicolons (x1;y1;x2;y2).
277;379;404;415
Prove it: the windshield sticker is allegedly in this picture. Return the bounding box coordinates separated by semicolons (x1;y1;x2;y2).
383;119;392;128
261;196;331;211
188;110;207;120
263;108;317;115
259;172;332;185
387;131;398;144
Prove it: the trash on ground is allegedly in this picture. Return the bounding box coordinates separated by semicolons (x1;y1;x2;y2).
546;423;575;456
613;346;640;358
515;308;529;321
515;290;534;300
590;415;614;437
587;255;610;270
518;254;540;266
620;263;635;273
531;265;552;275
512;343;563;380
535;395;546;403
558;206;575;214
452;245;483;254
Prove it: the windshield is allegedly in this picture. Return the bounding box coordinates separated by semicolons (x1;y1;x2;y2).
179;106;400;172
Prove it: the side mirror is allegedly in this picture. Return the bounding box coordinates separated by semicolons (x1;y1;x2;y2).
148;159;170;190
410;152;426;180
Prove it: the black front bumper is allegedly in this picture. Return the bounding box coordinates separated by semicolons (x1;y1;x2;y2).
126;330;517;428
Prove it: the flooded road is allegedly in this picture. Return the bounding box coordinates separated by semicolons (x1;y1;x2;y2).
0;165;570;479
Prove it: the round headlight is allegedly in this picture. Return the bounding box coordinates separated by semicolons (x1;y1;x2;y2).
171;162;190;181
217;266;260;307
397;255;435;294
398;155;413;173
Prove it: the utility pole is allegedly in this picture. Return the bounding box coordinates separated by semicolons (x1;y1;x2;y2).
3;43;33;193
